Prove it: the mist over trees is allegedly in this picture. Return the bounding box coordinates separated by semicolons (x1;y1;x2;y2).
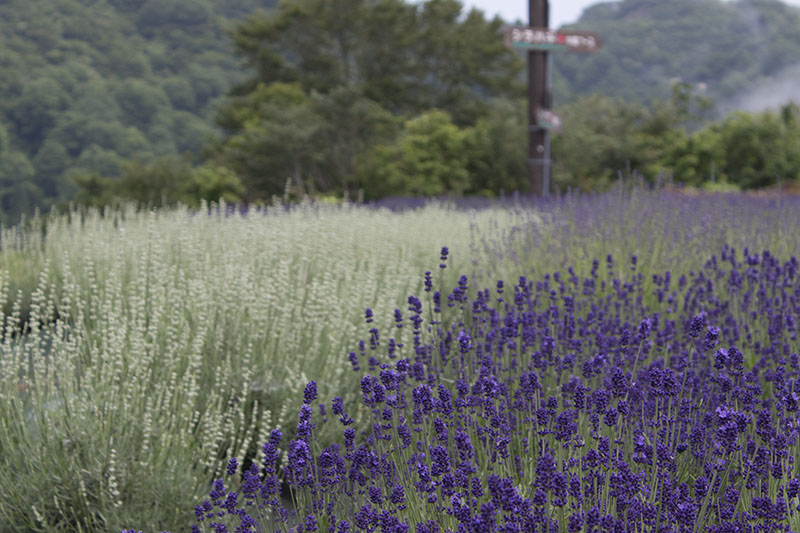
552;0;800;106
2;0;800;222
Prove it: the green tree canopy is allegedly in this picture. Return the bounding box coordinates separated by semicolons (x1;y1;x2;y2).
114;80;171;130
465;98;528;196
662;103;800;188
72;157;245;208
137;0;214;31
215;82;325;198
0;0;277;220
11;78;71;144
358;110;472;197
0;137;41;222
229;0;523;125
551;91;691;191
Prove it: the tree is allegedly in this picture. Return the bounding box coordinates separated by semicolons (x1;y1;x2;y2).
215;82;326;198
72;158;246;208
550;93;690;191
69;79;123;121
659;102;800;189
0;141;42;222
715;108;800;188
311;87;398;194
358;110;471;197
660;126;726;186
184;164;245;206
11;78;71;144
464;98;528;196
171;111;217;157
74;144;126;179
137;0;213;31
162;76;198;111
231;0;372;93
215;0;525;200
411;0;523;124
229;0;522;124
114;80;171;130
71;173;117;208
32;139;72;198
48;112;150;163
115;157;194;207
551;95;653;191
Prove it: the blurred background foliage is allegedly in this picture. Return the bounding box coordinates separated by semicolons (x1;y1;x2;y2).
2;0;800;223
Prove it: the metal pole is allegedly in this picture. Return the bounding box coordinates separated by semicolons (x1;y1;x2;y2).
529;0;550;196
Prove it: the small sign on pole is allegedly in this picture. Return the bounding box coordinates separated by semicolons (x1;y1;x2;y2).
536;109;563;132
505;27;602;53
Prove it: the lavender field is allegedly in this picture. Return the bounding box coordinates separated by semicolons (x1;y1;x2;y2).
2;190;800;532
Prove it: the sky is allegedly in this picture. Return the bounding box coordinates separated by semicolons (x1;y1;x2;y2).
462;0;593;27
461;0;800;28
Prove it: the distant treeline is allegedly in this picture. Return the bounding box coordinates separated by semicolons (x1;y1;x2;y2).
2;0;800;222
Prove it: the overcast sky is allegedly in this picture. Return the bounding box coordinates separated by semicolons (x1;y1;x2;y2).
462;0;592;27
460;0;800;28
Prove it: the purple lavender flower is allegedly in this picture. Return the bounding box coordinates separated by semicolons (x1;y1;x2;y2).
303;381;317;404
412;384;433;414
390;483;406;505
638;317;651;339
209;479;226;504
567;511;584;532
397;423;412;449
457;329;472;354
226;457;238;477
344;428;355;450
298;404;312;423
367;484;383;506
704;325;720;351
429;445;451;477
354;504;378;530
433;417;448;445
688;313;706;338
193;239;800;533
417;520;439;533
331;396;344;416
222;491;238;513
348;351;360;371
437;384;453;417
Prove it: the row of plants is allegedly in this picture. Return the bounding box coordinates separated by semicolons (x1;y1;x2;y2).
183;231;800;531
0;200;534;531
3;189;800;531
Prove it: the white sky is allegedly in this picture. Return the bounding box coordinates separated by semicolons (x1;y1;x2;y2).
460;0;800;28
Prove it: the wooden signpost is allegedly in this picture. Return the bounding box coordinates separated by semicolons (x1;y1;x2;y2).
506;1;602;196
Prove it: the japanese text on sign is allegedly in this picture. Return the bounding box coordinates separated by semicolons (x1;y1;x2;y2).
505;27;602;53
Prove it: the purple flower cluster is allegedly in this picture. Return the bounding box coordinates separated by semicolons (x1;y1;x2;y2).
193;245;800;532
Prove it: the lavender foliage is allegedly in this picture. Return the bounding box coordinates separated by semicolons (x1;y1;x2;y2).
195;244;800;532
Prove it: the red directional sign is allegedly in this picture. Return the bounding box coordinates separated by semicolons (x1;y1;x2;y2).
505;26;602;53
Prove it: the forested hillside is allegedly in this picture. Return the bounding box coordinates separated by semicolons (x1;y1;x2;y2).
2;0;800;222
0;0;276;220
553;0;800;106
